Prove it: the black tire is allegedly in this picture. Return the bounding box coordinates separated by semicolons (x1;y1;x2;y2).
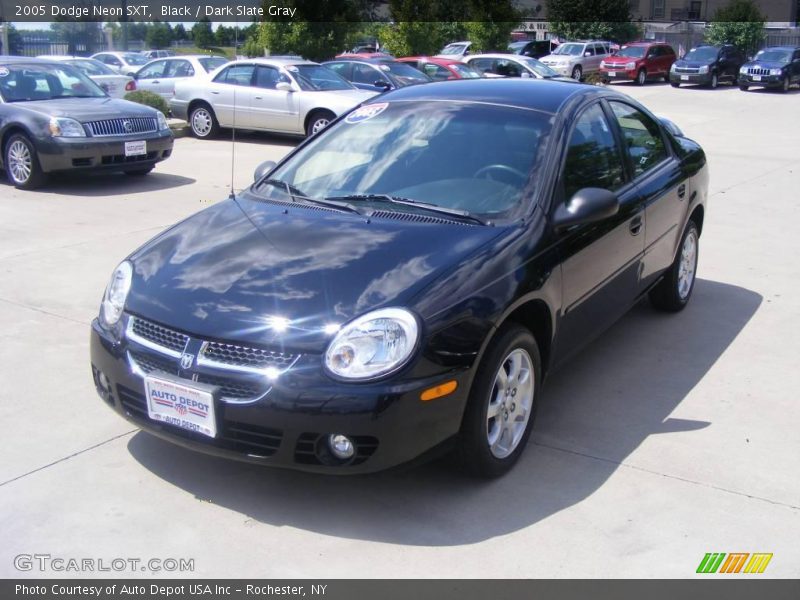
189;103;220;139
671;81;680;88
455;323;541;478
636;68;647;86
124;166;154;176
709;72;718;89
571;65;582;81
739;84;749;91
650;220;700;312
780;77;789;93
4;133;47;190
305;110;335;138
663;72;670;83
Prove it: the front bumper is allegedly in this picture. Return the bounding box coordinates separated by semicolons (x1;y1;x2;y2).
36;130;174;173
90;318;470;474
601;68;637;81
738;73;785;88
542;63;571;77
669;71;713;85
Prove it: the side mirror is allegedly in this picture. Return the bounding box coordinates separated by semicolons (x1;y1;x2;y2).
276;81;294;92
553;188;619;231
374;80;392;90
584;52;591;57
253;160;277;182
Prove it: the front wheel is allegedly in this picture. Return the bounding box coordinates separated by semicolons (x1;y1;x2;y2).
4;133;47;190
636;68;647;86
306;110;335;137
124;166;154;176
650;220;700;312
455;324;540;478
671;81;680;88
709;72;718;89
780;77;789;93
739;84;749;91
189;104;219;139
571;65;582;81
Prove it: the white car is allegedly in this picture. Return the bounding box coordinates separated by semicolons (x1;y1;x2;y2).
170;57;378;139
539;41;613;80
36;56;136;98
134;55;230;100
90;51;150;76
463;54;566;80
436;41;473;59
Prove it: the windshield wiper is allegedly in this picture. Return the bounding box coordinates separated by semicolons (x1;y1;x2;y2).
258;179;364;216
324;194;488;225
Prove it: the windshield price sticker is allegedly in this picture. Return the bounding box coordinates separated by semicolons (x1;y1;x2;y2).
345;103;389;124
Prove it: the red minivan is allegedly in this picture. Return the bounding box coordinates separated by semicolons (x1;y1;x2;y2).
600;41;677;85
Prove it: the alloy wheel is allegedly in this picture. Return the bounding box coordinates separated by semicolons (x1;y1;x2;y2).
7;140;32;184
311;117;330;135
486;348;535;459
678;229;698;300
191;108;213;137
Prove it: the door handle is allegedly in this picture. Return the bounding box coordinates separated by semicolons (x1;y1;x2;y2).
210;91;219;94
629;215;643;236
152;80;160;84
254;96;263;100
678;184;686;198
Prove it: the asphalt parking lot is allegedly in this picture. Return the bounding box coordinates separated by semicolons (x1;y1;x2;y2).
1;81;798;578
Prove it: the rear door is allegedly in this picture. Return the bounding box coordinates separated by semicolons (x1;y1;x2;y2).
135;60;169;97
162;59;196;98
606;100;686;290
208;63;256;127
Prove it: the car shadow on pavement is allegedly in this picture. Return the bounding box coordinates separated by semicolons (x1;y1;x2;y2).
3;172;196;196
127;278;761;546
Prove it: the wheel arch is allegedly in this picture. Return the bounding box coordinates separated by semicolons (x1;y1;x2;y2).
689;204;705;236
1;125;34;166
303;108;336;133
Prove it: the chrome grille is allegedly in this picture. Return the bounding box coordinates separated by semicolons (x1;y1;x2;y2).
87;117;157;137
130;317;188;353
747;67;770;76
201;342;297;370
674;66;699;74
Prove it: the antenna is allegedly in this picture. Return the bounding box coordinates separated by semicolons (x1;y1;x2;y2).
229;23;239;200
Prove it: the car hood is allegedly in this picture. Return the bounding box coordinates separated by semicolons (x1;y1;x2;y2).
11;97;156;121
125;192;504;352
604;56;641;64
674;59;715;68
743;60;787;69
541;54;572;63
310;88;377;106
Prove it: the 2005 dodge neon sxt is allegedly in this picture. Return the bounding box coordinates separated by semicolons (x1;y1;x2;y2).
90;79;707;477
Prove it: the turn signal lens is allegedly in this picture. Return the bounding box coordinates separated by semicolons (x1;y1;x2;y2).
420;380;458;401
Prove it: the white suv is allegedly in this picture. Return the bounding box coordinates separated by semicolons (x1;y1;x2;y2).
540;41;612;80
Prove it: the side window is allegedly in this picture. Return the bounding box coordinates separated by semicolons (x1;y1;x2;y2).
562;103;626;200
470;58;494;74
325;62;351;80
423;64;451;81
584;45;595;56
169;60;194;78
495;59;522;77
137;61;166;79
353;63;382;85
595;44;607;56
609;101;669;178
254;65;280;89
214;64;255;86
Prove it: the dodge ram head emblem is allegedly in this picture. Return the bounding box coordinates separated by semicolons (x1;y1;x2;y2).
180;353;195;369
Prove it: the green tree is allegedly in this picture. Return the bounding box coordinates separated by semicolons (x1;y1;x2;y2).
546;0;638;43
173;24;188;42
705;0;765;56
146;22;173;49
192;18;215;49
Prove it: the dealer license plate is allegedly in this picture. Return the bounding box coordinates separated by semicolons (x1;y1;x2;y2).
125;140;146;157
753;75;762;81
607;71;616;77
145;375;217;438
680;75;689;81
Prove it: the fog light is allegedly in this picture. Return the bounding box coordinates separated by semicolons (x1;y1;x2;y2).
98;371;110;393
328;434;355;460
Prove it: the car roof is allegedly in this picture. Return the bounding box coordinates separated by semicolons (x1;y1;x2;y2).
225;57;318;67
466;53;529;60
374;78;600;115
0;56;62;66
326;57;396;64
399;56;464;66
759;45;799;51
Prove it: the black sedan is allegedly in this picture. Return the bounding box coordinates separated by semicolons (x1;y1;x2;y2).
0;57;174;189
90;79;708;477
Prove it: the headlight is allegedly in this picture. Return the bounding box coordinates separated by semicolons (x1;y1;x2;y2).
157;111;169;131
770;68;782;76
49;117;86;137
740;66;748;74
324;308;419;380
670;63;677;72
600;61;606;68
626;62;636;70
100;261;133;326
698;65;709;74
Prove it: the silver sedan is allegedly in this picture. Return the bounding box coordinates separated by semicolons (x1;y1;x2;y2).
37;56;136;98
170;57;377;139
134;55;229;100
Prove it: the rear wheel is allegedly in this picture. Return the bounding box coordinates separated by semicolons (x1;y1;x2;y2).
455;323;540;478
650;220;699;312
4;133;47;190
189;103;219;139
636;68;647;86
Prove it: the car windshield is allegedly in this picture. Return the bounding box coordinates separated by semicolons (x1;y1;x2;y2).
518;57;558;77
616;46;647;58
449;63;482;78
684;47;719;61
67;59;117;76
199;57;229;72
123;53;149;66
289;64;354;91
260;101;553;220
0;63;107;102
754;49;791;63
381;62;431;84
553;43;584;56
440;44;467;56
